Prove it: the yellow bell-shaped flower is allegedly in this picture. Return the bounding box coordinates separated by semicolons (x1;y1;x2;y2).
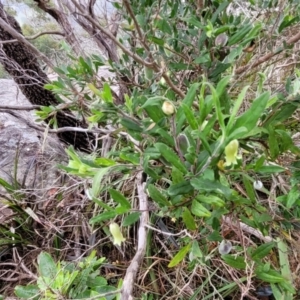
109;223;126;246
224;139;239;166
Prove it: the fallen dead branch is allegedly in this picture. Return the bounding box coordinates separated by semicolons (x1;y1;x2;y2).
121;171;148;300
222;216;273;243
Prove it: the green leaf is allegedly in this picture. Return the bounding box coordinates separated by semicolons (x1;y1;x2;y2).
168;181;194;196
168;243;192;268
140;96;164;109
191;199;211;217
233;92;269;138
190;240;203;259
194;53;211;64
102;82;113;102
211;1;230;24
37;252;57;279
222;254;246;270
286;186;300;209
145;105;165;123
226;86;249;133
181;103;198;130
242;175;256;203
181;16;203;29
279;15;300;33
270;283;285;300
94;157;116;167
171;167;185;184
92;167;113;198
191;178;232;199
255;165;286;174
263;102;298;127
14;285;40;300
256;268;285;283
216;76;231;98
147;184;170;207
155;19;172;34
277;239;293;290
109;189;131;209
268;127;280;159
154;128;175;146
208;62;231;79
251;242;275;261
228;23;252;46
89;211;117;224
121;118;143;132
154;143;187;174
119;153;140;165
182;207;196;230
196;195;225;207
0;177;15;193
149;36;164;46
122;212;141;226
176;83;200;133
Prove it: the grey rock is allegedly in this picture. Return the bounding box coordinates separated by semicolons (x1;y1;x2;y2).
0;79;66;193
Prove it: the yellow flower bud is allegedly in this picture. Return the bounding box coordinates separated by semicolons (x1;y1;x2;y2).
162;101;175;115
224;139;239;166
109;223;126;246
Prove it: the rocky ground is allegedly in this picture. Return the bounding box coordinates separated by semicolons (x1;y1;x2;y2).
0;79;67;222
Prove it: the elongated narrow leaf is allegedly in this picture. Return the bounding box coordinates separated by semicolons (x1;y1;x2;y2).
122;212;141;226
251;242;275;261
168;181;194;196
191;178;232;199
242;175;256;203
141;96;164;109
181;103;198;130
121;118;143;132
191;199;211;217
145;105;165;123
226;86;249;133
222;254;246;270
155;128;175;146
216;75;231;98
109;189;131;209
92;167;112;198
270;283;285;300
103;83;113;102
286;185;300;209
14;285;40;300
37;252;57;279
268;127;280;159
256;165;286;174
277;239;293;283
89;210;117;224
155;143;187;174
176;83;200;133
206;82;226;131
196;195;225;207
182;207;196;230
147;184;170;207
233;92;269;137
168;243;192;267
263;102;298;127
256;268;285;283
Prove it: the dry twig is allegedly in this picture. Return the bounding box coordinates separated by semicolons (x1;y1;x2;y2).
121;171;148;300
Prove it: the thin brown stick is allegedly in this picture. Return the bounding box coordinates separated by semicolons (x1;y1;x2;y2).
122;0;150;53
69;0;185;98
235;31;300;75
0;18;54;68
0;105;41;110
0;30;64;44
222;216;272;243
